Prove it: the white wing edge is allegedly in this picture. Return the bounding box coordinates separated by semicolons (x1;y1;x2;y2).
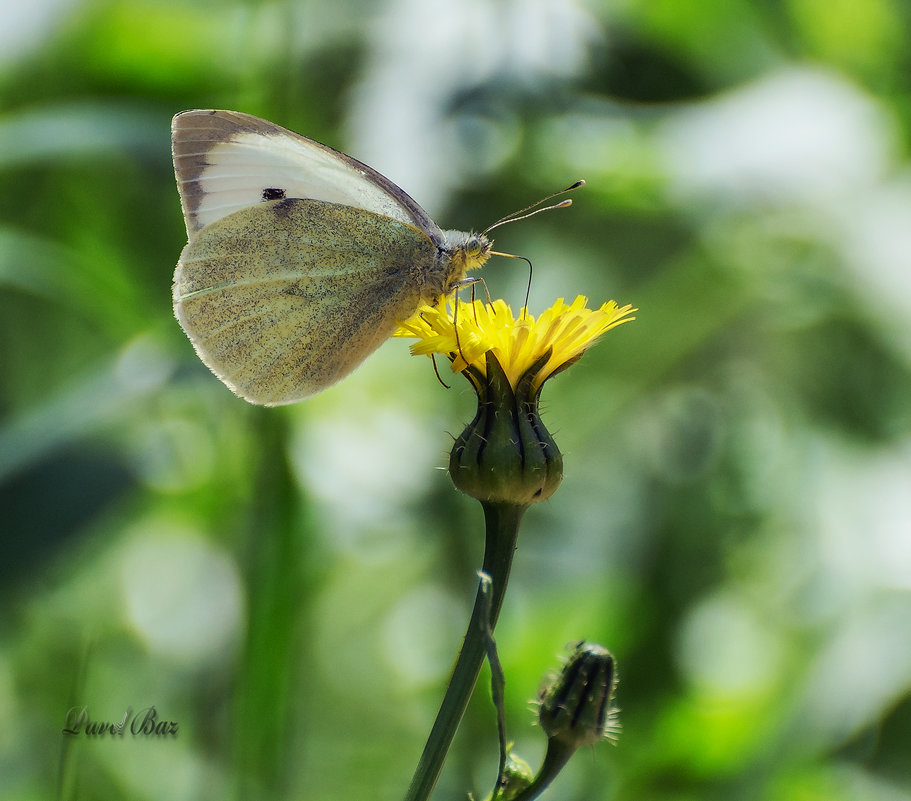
171;109;442;242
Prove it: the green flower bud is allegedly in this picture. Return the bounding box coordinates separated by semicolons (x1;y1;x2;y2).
449;350;563;506
491;750;535;801
538;642;619;749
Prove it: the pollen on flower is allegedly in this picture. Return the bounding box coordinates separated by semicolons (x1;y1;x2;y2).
395;295;636;393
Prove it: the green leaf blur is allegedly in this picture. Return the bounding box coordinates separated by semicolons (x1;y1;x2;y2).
2;1;910;800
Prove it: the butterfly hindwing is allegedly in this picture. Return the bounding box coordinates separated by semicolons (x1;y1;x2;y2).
174;198;437;405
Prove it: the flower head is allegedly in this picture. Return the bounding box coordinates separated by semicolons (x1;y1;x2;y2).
396;295;635;506
396;295;636;396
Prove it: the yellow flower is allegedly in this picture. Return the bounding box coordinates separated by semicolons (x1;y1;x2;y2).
396;295;635;506
395;296;636;395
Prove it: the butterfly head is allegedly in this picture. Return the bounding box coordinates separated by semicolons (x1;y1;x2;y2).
441;230;493;275
462;232;493;271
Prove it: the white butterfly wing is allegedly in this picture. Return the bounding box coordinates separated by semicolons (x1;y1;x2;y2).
172;109;441;242
173;198;437;405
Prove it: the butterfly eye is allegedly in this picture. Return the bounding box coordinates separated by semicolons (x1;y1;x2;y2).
465;235;486;258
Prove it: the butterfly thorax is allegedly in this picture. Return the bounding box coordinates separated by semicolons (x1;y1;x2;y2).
434;229;492;295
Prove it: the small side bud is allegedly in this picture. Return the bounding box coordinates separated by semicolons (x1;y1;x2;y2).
538;642;619;749
493;750;535;801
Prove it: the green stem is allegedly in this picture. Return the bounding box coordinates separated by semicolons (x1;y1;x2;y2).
403;501;526;801
509;740;575;801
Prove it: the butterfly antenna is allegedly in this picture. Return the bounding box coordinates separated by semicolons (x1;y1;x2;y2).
482;180;584;235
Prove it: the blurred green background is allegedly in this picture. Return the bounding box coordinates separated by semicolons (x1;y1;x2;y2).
2;0;911;799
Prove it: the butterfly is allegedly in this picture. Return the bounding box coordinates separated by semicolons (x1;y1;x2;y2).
172;110;579;405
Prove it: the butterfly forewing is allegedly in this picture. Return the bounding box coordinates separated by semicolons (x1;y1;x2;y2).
174;198;437;405
172;110;441;241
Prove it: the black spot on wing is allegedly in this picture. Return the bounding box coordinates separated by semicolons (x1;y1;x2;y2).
271;197;298;218
262;187;286;201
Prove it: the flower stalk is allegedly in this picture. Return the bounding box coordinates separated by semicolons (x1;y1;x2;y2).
398;295;634;801
403;501;524;801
